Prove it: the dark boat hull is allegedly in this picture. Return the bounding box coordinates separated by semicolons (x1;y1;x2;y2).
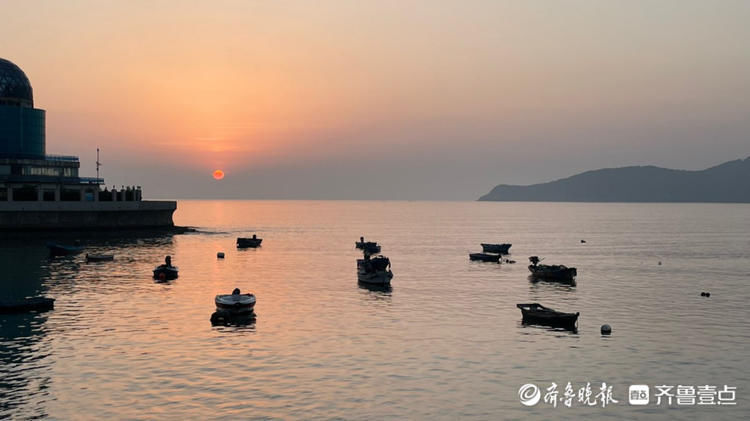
0;297;55;314
481;243;512;254
517;303;579;329
86;254;114;262
237;238;262;248
469;253;501;262
153;266;179;280
528;265;577;281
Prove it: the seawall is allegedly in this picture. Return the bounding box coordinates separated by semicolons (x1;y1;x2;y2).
0;200;176;230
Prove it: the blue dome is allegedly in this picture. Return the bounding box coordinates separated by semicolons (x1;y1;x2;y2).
0;58;33;107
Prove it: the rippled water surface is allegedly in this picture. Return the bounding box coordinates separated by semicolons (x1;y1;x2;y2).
1;201;749;419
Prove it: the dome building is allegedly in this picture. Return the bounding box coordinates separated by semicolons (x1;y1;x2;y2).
0;58;175;229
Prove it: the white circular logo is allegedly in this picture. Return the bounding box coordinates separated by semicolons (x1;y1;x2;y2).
519;383;541;406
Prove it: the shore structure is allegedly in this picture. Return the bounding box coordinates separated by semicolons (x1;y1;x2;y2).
0;58;176;230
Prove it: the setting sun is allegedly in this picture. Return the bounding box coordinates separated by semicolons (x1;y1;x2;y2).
213;169;225;180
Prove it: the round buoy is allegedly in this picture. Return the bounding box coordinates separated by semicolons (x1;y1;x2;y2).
705;292;711;298
601;324;612;335
658;261;662;266
700;292;706;296
217;252;225;259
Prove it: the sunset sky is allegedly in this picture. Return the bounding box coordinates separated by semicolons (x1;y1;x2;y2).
1;0;749;199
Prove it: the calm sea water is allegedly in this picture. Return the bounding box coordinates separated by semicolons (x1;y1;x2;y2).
1;201;748;420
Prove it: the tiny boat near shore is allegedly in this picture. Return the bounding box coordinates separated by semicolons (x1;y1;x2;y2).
469;252;501;263
215;289;256;314
237;235;262;248
528;256;577;281
0;297;55;314
357;254;393;285
516;303;579;329
47;242;83;257
481;243;512;254
86;254;114;262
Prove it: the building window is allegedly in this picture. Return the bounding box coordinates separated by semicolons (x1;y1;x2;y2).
43;190;56;201
61;188;80;201
12;185;38;201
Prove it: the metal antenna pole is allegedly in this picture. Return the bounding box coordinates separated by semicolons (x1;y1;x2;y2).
96;148;101;184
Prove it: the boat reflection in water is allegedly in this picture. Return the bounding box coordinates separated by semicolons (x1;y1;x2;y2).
358;281;393;294
210;311;257;327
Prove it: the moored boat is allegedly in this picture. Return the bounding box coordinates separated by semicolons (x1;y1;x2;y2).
527;256;577;281
0;297;55;314
516;303;579;329
469;252;501;263
237;235;262;248
357;254;393;285
86;254;114;262
47;242;83;257
153;265;178;280
215;288;256;314
481;243;512;254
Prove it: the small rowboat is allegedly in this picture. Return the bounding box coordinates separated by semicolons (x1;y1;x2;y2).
86;254;114;262
215;292;256;314
0;297;55;314
47;242;83;257
469;252;501;263
153;265;178;281
481;243;512;254
237;236;262;248
516;303;579;330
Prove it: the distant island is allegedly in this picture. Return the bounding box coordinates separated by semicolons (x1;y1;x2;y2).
479;157;750;202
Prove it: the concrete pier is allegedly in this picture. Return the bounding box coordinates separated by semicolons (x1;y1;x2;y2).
0;200;176;230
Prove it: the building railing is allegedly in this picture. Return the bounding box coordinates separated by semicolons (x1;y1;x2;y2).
0;153;80;162
44;154;80;162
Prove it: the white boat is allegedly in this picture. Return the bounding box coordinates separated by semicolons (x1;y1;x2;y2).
215;291;256;314
357;255;393;285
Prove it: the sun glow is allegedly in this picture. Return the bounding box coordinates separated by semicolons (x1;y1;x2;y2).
213;169;225;180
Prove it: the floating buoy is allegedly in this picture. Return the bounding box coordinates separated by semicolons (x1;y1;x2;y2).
601;324;612;335
217;252;225;259
705;292;711;298
581;240;586;243
658;261;662;266
700;292;706;296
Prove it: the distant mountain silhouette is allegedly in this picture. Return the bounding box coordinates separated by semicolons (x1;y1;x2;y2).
479;157;750;202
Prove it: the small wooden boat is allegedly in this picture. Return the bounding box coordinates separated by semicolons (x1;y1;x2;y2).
357;255;393;285
481;243;512;254
153;265;179;281
237;236;262;248
215;290;256;314
469;252;501;263
516;303;579;329
85;254;114;262
0;297;55;314
47;242;83;257
528;256;577;281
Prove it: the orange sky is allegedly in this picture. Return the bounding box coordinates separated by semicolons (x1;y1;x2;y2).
1;1;749;199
